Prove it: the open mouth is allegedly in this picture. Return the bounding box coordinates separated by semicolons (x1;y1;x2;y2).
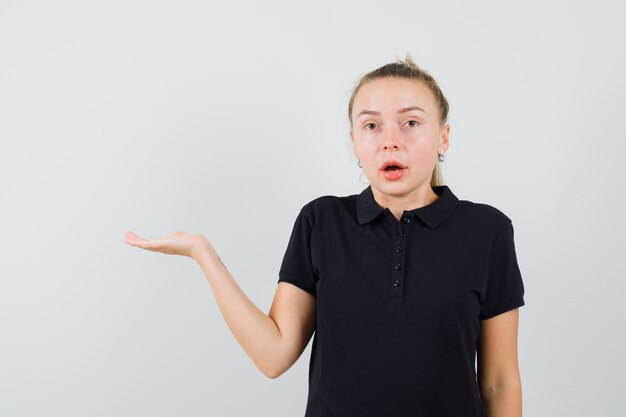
381;165;406;180
380;160;407;171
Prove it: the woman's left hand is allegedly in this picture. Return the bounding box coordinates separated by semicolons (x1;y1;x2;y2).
124;230;208;259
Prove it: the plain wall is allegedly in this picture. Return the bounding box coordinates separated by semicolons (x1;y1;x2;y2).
1;0;625;416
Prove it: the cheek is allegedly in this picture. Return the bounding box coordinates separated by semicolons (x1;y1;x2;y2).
356;143;378;162
407;140;436;158
358;138;378;151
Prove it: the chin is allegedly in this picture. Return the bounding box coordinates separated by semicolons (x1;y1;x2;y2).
374;181;412;193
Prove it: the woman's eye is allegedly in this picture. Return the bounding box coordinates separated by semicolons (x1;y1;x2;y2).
407;120;419;127
365;123;376;130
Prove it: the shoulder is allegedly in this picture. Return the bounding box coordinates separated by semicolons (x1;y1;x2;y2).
458;198;512;224
298;191;359;222
454;195;514;241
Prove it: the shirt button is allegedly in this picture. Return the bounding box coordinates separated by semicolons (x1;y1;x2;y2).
394;263;402;270
402;231;407;237
395;245;403;252
393;279;401;287
402;216;411;223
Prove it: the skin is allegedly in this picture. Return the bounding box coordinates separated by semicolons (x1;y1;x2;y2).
124;75;522;416
124;230;316;379
478;308;523;417
351;76;522;416
350;77;450;222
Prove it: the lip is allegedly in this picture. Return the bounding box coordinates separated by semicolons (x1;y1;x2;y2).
381;167;407;180
380;159;407;170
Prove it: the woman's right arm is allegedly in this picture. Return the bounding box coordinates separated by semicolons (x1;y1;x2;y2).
194;240;316;379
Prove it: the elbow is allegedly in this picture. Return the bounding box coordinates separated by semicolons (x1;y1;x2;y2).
254;358;286;380
264;370;281;380
251;340;296;380
260;365;285;379
478;377;522;399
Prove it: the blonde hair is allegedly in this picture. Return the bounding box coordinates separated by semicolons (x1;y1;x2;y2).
348;53;449;186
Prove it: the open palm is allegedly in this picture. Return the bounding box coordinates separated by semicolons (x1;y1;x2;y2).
124;230;206;258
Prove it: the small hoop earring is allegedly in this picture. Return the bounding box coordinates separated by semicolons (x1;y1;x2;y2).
438;152;446;162
357;159;362;168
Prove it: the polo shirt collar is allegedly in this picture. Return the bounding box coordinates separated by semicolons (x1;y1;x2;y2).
356;184;459;229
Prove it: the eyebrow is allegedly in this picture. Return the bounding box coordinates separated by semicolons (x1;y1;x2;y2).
356;106;426;119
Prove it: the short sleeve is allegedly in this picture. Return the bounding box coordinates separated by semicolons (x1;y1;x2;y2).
277;208;318;297
479;220;526;320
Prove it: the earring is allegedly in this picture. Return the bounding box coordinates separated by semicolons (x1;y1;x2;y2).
438;152;446;162
357;159;362;168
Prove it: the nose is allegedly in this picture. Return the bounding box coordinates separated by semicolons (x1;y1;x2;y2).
383;130;400;150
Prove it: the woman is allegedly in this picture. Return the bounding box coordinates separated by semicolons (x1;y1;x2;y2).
125;55;525;417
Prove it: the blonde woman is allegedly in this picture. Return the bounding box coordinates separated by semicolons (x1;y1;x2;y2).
125;55;525;417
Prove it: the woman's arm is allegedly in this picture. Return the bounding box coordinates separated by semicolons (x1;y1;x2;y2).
124;230;316;379
194;241;316;378
477;308;523;417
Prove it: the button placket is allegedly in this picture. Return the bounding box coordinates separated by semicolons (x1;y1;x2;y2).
389;213;412;300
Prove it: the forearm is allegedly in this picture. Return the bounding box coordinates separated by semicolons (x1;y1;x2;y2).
193;242;282;378
480;383;522;417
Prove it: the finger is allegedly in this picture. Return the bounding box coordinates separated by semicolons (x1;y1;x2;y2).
125;231;142;238
124;235;145;247
126;232;150;243
125;233;152;248
128;239;157;251
124;232;174;254
133;236;172;252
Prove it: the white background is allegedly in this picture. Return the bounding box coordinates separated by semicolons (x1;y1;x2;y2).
1;0;624;416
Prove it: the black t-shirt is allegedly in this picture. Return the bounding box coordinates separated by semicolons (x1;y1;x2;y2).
278;184;525;417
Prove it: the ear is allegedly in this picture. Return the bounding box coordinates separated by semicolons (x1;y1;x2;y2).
349;129;354;143
439;124;450;153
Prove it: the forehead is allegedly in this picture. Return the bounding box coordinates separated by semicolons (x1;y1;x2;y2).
353;77;435;114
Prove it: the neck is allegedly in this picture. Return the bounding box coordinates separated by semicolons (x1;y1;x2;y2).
372;184;439;220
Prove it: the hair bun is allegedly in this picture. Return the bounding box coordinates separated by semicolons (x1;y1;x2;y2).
395;52;417;68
